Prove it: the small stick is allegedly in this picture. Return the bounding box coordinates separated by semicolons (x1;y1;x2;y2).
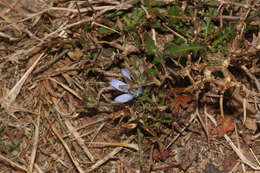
162;23;187;43
249;147;260;166
51;124;85;173
33;49;69;74
217;0;253;9
224;134;260;170
64;118;95;162
49;77;83;100
88;122;105;146
86;136;135;173
241;65;260;92
0;154;27;172
75;1;82;20
219;94;224;119
166;112;196;149
243;98;247;124
28;107;41;173
0;31;19;41
148;144;154;172
92;22;120;34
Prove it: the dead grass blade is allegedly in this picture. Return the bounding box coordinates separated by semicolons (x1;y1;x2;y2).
0;31;19;41
49;77;82;100
88;122;106;145
0;52;44;112
0;12;21;32
28;112;41;173
0;153;27;172
166;111;197;149
34;163;44;173
33;49;69;75
86;135;135;173
42;0;135;40
63;118;95;162
86;141;139;151
224;134;260;170
51;124;85;173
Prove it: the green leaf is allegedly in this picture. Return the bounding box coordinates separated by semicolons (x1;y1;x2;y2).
246;8;260;22
149;0;166;7
144;34;156;56
202;8;217;38
104;10;124;19
148;68;157;76
85;24;92;32
165;43;205;57
98;27;114;35
168;5;181;25
151;21;168;32
152;8;168;22
212;25;236;48
122;8;145;30
152;56;161;64
0;124;5;133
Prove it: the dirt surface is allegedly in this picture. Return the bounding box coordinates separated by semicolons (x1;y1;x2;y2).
0;0;260;172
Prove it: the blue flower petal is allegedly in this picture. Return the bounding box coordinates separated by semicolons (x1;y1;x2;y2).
114;93;135;103
110;79;129;92
121;68;132;80
138;85;142;94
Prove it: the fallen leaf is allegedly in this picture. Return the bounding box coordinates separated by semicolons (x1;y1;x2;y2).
121;123;137;129
243;117;257;132
166;88;192;116
159;147;169;161
26;53;42;69
28;46;43;57
152;146;169;162
153;148;160;162
222;154;238;172
68;48;83;60
108;111;125;120
216;115;235;137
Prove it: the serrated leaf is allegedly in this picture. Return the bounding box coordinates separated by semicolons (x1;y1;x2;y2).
165;43;205;57
212;25;235;48
202;8;217;38
122;8;145;30
168;5;181;25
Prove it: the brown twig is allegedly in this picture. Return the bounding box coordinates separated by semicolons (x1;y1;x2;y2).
51;124;85;173
0;154;27;172
28;106;41;173
86;136;135;173
63;118;95;162
162;23;187;43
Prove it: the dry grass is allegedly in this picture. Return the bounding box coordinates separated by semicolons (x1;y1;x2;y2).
0;0;260;172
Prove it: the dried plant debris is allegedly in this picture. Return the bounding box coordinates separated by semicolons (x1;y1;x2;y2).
205;163;224;173
0;0;260;172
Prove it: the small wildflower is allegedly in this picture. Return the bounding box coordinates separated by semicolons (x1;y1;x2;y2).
110;69;142;103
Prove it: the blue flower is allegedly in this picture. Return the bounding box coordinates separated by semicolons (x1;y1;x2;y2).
110;69;142;103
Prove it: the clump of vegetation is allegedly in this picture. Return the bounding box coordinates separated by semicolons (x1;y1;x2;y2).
0;0;260;172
